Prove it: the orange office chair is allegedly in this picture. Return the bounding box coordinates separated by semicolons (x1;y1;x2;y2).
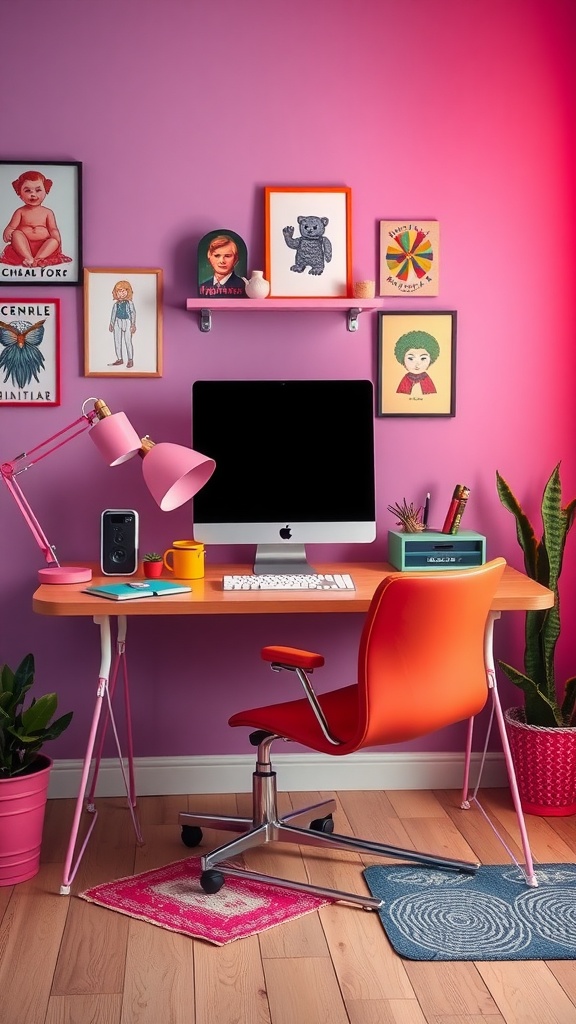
180;559;509;909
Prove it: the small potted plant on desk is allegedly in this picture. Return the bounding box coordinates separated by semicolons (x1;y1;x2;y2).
0;653;73;884
142;552;164;579
496;464;576;816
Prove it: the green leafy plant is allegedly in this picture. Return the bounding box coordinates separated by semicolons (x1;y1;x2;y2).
143;552;163;562
496;463;576;727
0;653;73;778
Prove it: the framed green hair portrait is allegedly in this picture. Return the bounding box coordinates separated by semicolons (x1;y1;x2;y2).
377;310;456;417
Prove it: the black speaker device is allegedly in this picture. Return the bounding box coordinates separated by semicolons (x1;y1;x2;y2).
100;509;139;576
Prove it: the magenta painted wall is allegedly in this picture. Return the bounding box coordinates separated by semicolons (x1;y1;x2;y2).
1;0;575;761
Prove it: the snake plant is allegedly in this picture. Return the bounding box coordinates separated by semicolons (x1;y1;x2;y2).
496;464;576;727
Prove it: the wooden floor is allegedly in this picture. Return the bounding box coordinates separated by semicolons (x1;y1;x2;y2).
1;787;575;1024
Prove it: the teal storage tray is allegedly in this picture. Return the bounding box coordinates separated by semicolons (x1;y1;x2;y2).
388;530;487;571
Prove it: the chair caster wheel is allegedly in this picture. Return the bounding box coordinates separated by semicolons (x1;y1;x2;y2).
200;869;225;894
181;825;203;848
309;814;334;833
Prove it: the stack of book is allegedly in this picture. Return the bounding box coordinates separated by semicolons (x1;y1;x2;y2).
442;485;470;535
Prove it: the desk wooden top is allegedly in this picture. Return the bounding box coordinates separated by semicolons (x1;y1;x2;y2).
32;562;554;617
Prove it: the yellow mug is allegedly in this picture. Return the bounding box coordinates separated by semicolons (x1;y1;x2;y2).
163;540;205;579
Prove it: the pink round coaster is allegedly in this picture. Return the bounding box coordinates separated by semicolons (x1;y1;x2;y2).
37;566;93;584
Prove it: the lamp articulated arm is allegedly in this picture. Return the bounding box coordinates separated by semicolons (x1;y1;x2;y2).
1;399;112;575
1;397;216;584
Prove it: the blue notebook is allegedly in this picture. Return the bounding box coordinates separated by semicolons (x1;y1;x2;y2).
82;580;192;601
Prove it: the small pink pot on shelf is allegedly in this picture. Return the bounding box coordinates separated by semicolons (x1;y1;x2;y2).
143;559;163;579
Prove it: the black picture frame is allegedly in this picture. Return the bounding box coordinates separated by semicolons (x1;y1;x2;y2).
0;161;82;286
377;310;457;417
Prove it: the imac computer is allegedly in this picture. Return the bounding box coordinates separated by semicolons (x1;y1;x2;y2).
192;379;376;574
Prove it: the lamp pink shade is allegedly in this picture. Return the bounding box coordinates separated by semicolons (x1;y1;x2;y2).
89;412;142;466
141;443;216;511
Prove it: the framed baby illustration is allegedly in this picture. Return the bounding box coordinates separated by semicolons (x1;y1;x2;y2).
0;161;82;286
264;186;352;297
84;268;163;378
377;311;456;417
0;297;61;406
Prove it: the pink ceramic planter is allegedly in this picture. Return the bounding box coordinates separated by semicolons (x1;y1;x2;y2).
0;754;52;885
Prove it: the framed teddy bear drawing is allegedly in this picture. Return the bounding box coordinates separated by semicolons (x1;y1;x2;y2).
264;186;352;298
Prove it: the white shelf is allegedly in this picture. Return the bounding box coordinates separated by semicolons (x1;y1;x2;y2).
185;297;382;332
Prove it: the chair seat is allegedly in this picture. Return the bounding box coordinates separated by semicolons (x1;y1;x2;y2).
229;684;360;754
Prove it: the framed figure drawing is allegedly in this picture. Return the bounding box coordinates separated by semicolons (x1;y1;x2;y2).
84;268;163;377
265;186;352;297
378;311;456;417
0;161;82;285
0;297;61;406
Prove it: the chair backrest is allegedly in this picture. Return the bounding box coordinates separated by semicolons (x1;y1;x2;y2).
350;558;506;751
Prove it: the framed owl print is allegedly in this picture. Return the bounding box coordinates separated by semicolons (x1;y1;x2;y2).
0;297;60;406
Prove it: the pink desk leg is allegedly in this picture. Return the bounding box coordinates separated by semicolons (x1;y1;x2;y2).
461;611;537;887
60;615;143;895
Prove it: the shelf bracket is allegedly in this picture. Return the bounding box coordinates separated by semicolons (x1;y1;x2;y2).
347;307;361;332
199;308;212;333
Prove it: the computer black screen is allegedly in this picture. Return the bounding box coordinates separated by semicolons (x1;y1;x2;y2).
192;379;376;572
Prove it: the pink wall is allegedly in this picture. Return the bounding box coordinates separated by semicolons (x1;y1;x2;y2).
1;0;575;760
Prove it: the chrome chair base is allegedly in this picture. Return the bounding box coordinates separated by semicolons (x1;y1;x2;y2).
179;735;480;910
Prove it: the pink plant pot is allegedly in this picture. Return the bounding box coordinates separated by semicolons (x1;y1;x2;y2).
0;754;52;885
505;707;576;816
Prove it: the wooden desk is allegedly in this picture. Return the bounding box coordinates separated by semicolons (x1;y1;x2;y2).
33;561;553;893
33;560;554;617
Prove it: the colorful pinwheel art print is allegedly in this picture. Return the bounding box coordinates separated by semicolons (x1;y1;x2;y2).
379;221;440;297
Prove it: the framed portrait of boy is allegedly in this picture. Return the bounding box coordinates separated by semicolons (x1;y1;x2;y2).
84;268;163;378
378;311;456;417
264;186;352;298
0;161;82;286
197;229;248;298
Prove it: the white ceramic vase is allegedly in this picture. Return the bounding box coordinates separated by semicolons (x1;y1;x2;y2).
244;270;270;299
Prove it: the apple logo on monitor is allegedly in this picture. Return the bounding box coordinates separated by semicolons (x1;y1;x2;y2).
279;525;292;540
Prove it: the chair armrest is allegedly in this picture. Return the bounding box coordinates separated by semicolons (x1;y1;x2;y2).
261;645;325;670
261;645;341;745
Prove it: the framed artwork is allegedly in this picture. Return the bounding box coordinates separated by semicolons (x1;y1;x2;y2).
379;220;439;297
377;311;456;417
197;228;248;298
84;268;163;378
0;161;82;286
0;297;61;406
264;186;352;297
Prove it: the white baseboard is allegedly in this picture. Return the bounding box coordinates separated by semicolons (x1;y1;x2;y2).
48;751;508;799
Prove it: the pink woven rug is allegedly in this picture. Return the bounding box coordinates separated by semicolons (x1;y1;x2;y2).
80;857;331;945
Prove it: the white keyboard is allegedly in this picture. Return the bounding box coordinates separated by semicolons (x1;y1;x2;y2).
223;573;355;591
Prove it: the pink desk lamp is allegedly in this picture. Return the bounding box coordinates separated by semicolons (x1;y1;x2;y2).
1;397;216;584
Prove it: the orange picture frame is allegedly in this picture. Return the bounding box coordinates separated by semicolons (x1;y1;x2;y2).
264;186;352;298
83;267;163;378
